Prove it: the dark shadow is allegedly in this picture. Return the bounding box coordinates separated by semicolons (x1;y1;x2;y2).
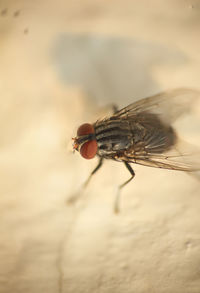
52;33;188;104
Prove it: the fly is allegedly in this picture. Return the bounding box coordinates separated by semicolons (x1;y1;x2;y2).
72;88;200;212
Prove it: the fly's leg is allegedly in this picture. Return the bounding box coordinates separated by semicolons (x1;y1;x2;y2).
84;157;104;187
119;162;135;189
114;162;135;213
67;157;104;205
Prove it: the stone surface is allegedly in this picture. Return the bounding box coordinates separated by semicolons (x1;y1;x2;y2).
0;1;200;292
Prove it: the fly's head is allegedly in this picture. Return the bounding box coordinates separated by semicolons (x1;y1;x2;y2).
72;123;98;159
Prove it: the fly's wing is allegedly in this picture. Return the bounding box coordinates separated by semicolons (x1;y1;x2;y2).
124;139;200;172
111;88;200;172
112;88;200;124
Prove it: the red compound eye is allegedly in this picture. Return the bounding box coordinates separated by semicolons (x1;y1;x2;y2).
77;123;97;159
77;123;94;136
80;140;97;159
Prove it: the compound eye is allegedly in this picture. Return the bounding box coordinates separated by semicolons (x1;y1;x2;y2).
77;123;94;136
80;140;98;159
77;123;97;159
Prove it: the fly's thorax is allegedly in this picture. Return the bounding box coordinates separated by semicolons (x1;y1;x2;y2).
94;119;133;157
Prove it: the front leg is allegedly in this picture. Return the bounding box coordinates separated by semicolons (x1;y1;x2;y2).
84;157;104;187
67;157;104;205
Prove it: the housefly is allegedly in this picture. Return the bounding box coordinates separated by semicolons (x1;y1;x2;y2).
73;88;200;212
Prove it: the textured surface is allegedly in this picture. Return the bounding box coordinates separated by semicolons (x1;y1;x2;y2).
0;1;200;292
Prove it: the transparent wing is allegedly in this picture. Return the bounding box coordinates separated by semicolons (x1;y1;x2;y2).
122;138;200;172
112;88;200;124
112;89;200;172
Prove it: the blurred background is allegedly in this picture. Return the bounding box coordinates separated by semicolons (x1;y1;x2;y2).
0;1;200;292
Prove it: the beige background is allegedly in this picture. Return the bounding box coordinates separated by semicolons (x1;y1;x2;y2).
0;1;200;292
